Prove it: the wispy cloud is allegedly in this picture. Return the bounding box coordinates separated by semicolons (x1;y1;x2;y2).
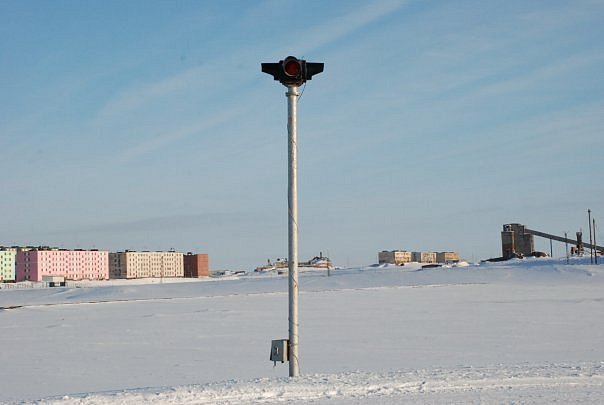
88;1;411;167
477;50;604;97
282;0;410;57
515;1;602;33
110;107;237;164
94;66;210;123
97;0;408;124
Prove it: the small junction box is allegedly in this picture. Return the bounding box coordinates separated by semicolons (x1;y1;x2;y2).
270;339;289;364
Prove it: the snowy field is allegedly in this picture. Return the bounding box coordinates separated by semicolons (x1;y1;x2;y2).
1;258;603;404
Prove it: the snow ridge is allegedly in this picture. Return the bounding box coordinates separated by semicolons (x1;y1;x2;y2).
41;362;604;404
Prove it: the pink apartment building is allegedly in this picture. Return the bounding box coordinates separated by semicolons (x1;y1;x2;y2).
16;249;109;282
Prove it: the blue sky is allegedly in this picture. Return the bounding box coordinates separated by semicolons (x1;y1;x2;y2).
1;0;603;269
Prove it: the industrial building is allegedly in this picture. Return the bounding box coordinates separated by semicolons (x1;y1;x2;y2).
501;223;535;259
109;250;184;279
184;253;209;277
15;248;109;282
499;222;602;260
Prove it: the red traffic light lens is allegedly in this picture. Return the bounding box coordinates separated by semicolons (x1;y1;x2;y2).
283;59;301;77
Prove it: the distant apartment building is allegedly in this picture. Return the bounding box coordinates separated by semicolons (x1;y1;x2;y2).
15;248;109;282
0;248;17;281
436;251;460;264
184;253;209;277
412;251;437;263
378;250;413;265
109;251;184;279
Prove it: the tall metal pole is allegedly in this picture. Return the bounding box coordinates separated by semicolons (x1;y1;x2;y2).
565;232;569;264
262;56;322;378
588;209;593;264
594;219;598;265
286;85;300;377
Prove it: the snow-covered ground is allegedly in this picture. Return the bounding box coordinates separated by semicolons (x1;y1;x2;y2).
1;257;603;404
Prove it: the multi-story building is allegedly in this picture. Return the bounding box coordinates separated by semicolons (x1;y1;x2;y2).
412;251;437;263
0;248;17;281
109;251;184;279
436;251;460;264
15;248;109;282
184;253;209;277
378;250;413;265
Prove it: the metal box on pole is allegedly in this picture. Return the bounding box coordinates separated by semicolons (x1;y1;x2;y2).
270;339;289;365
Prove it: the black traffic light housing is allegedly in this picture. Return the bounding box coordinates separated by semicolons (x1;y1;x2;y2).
262;56;324;87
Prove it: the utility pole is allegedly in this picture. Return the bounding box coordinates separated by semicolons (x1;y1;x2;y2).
262;56;324;378
565;232;569;264
588;209;593;264
286;84;300;377
594;219;598;265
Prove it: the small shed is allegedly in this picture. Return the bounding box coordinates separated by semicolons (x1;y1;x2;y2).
42;275;66;287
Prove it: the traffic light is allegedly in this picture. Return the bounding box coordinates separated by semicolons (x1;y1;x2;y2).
261;56;324;87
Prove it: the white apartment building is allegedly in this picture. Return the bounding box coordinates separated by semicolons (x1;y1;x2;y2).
0;248;16;281
109;251;184;279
